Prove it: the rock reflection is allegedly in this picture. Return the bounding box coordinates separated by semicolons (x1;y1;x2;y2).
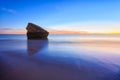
27;40;48;55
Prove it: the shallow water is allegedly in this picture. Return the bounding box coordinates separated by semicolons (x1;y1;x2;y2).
0;34;120;80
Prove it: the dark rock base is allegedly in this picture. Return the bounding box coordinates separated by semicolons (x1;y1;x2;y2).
27;32;48;40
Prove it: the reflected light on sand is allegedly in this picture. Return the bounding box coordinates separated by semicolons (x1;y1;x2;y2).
27;40;48;55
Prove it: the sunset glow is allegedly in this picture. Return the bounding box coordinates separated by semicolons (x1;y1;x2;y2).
0;0;120;80
0;0;120;34
0;29;26;34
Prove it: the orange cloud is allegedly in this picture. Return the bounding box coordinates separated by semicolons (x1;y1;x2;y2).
0;28;119;34
0;29;89;34
0;29;26;34
48;29;89;34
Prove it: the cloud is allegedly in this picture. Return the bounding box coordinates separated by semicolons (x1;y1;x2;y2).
1;7;16;14
48;21;120;33
0;28;26;34
48;29;88;34
0;28;14;30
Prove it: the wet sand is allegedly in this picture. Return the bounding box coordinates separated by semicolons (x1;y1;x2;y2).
0;35;120;80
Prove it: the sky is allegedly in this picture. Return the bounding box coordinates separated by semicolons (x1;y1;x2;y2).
0;0;120;34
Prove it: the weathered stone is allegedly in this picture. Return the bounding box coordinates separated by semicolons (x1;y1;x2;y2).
26;23;49;39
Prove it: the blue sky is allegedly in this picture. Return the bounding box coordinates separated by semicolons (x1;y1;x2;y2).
0;0;120;34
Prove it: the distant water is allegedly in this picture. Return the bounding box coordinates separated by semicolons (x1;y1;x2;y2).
0;34;120;80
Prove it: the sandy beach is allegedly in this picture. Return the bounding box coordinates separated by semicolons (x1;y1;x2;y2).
0;34;120;80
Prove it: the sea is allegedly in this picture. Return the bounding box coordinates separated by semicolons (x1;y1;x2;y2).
0;34;120;80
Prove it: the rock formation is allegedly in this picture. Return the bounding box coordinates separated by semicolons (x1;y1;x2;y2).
26;23;49;39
